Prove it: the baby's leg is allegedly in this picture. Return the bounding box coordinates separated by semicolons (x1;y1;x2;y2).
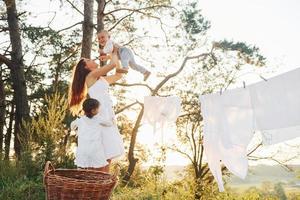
110;53;121;69
119;49;130;70
111;52;128;74
127;49;148;74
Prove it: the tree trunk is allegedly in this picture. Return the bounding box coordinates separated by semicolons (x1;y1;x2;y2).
96;0;107;67
194;178;202;200
122;107;144;184
4;102;14;160
0;68;5;159
97;0;105;32
5;0;30;160
81;0;94;59
53;56;62;92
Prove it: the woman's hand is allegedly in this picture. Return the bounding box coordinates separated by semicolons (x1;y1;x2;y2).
99;54;111;61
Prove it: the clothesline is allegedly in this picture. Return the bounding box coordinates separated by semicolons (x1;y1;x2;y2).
219;71;268;95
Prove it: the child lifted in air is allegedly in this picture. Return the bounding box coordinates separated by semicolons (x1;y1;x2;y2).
98;30;151;81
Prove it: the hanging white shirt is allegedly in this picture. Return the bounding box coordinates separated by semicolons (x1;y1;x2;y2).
249;67;300;145
143;96;181;134
200;88;254;192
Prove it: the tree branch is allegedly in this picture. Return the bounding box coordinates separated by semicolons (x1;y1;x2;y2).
59;45;80;66
152;53;211;95
248;155;293;171
57;21;83;33
113;82;154;93
108;12;134;32
247;142;262;156
105;5;173;16
0;54;13;69
168;146;194;164
115;101;141;114
65;0;84;16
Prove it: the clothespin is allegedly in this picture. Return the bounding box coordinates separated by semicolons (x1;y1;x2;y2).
243;81;246;88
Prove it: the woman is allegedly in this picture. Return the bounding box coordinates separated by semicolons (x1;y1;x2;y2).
69;58;125;172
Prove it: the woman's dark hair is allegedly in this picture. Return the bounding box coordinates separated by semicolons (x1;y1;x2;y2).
69;59;91;115
82;98;100;118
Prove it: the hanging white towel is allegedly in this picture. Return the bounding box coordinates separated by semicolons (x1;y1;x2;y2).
249;68;300;145
200;88;254;192
143;96;181;135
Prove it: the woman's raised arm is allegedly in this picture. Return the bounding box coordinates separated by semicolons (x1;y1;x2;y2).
89;63;116;79
103;72;123;85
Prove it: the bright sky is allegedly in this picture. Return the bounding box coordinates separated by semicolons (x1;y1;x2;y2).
200;0;300;73
5;0;300;166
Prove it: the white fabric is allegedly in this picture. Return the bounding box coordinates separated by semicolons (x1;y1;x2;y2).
102;39;114;54
200;88;254;192
143;96;181;134
249;68;300;145
200;67;300;191
71;116;108;168
88;77;125;160
260;125;300;145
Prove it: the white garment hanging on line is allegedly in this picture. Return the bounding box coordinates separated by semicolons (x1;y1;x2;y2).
200;88;254;192
143;96;181;135
260;125;300;145
200;67;300;192
249;67;300;145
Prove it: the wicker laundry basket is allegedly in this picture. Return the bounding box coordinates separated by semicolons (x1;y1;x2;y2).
43;161;118;200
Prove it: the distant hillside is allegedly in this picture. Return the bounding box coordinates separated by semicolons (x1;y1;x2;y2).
159;165;300;189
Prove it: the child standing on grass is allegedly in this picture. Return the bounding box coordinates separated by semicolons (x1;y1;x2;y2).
70;98;113;171
98;30;151;81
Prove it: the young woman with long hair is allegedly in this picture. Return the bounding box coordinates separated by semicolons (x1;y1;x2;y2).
69;56;125;172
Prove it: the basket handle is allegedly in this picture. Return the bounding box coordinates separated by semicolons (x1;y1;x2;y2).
43;161;55;186
113;164;120;178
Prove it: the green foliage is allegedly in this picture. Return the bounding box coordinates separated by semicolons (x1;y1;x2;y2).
0;160;44;200
181;2;211;36
214;40;266;66
22;25;61;45
21;93;75;169
274;183;287;200
112;165;194;200
1;160;300;200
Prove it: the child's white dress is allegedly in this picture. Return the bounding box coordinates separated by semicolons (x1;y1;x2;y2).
71;115;108;168
88;77;125;160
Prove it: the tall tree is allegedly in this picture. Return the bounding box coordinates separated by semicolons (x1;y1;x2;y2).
96;0;105;32
3;0;29;160
81;0;94;58
0;65;5;159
